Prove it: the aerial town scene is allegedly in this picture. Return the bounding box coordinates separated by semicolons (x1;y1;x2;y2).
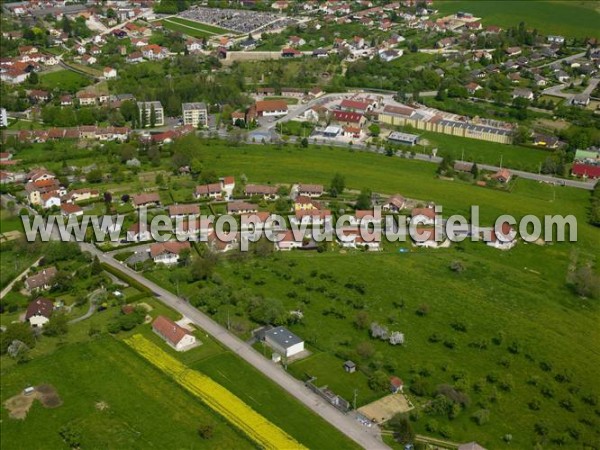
0;1;599;449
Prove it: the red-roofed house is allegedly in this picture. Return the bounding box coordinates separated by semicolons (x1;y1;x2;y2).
255;100;288;117
485;222;517;250
332;110;366;126
149;241;191;265
390;376;404;393
572;163;600;179
25;298;54;327
411;207;436;225
61;203;83;218
152;315;197;351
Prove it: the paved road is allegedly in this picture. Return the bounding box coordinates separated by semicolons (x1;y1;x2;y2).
542;76;599;101
79;243;389;450
0;257;42;300
538;51;587;69
68;288;103;324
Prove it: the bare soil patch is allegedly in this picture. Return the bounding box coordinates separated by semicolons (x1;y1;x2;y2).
3;385;62;419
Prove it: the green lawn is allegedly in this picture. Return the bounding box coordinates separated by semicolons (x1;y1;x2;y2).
289;352;381;407
435;1;600;39
160;17;229;38
40;70;91;93
192;351;359;450
1;338;252;449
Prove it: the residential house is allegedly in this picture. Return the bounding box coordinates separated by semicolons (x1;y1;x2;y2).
131;192;161;208
505;46;522;56
255;100;288;117
297;184;324;198
492;168;512;183
288;36;306;47
572;94;590;107
77;92;97;106
512;88;534;100
81;54;97;65
381;194;406;212
168;203;200;219
410;207;436;225
127;222;151;242
207;231;239;253
195;183;222;199
149;241;191;265
142;44;168;60
152;315;197;351
61;203;83;218
127;51;144;63
103;67;117;79
25;298;54;327
485;222;517;250
291;209;332;226
276;230;304;251
227;201;258;215
533;133;559;148
294;195;320;211
25;267;58;292
60;95;73;106
245;184;279;200
390;376;404;393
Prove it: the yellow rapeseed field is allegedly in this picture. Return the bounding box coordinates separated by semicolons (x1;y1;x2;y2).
125;334;307;450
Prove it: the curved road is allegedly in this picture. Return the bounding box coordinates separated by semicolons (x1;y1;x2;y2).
79;243;389;450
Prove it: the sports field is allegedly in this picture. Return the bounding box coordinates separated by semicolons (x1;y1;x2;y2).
436;1;600;39
160;17;229;38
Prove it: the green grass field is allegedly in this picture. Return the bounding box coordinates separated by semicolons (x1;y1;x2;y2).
435;1;600;39
160;17;229;37
192;352;359;449
0;338;253;449
39;70;91;93
139;141;600;448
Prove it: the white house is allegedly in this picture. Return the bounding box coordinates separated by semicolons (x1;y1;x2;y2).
410;207;436;226
103;67;117;79
127;222;152;242
291;209;332;227
276;230;304;251
263;326;304;357
149;241;191;265
0;107;7;127
485;223;517;250
25;298;54;327
152;315;197;351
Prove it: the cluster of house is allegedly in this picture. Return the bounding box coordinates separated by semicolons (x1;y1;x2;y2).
123;173;518;263
0;45;58;84
16;125;131;144
24;168;99;214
